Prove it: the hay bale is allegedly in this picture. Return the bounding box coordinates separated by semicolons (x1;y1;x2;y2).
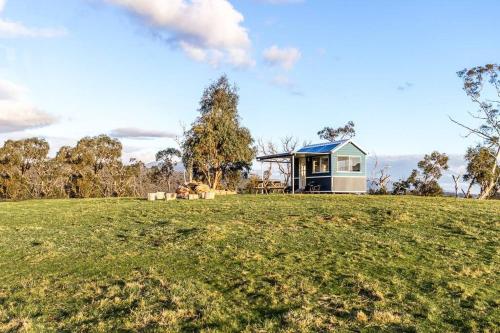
147;193;156;201
165;193;176;201
200;192;215;200
187;194;199;200
156;192;165;200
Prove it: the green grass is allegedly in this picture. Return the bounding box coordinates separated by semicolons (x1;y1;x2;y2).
0;195;499;332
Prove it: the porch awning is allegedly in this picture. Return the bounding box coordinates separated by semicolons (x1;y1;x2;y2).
257;151;332;162
256;152;293;162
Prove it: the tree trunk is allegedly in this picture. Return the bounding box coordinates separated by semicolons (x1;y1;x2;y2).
212;170;222;190
478;146;500;200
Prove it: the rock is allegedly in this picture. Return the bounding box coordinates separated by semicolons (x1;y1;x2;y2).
176;186;190;199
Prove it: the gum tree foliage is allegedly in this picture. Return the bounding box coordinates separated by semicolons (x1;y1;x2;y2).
0;136;184;200
451;64;500;199
0;138;49;199
154;148;181;191
317;121;356;142
462;145;499;198
392;151;449;196
182;75;255;190
57;135;123;198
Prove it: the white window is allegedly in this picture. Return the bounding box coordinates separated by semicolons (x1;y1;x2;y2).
351;156;361;172
312;156;330;173
337;156;362;173
337;156;349;172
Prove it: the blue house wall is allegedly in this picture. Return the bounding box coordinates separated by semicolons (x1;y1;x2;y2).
293;155;333;192
331;142;366;177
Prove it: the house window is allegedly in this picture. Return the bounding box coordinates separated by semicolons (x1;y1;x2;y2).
312;156;330;173
351;156;361;172
337;156;362;172
337;156;350;172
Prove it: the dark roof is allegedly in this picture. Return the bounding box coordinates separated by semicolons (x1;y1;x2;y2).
256;152;293;161
296;140;348;154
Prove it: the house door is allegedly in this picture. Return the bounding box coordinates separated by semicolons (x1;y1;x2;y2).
299;158;306;189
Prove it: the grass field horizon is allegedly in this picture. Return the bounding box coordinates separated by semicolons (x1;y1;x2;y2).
0;195;498;332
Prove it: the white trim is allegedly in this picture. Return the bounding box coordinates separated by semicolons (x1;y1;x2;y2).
330;139;368;155
298;157;306;190
332;175;366;178
294;175;332;179
336;155;362;173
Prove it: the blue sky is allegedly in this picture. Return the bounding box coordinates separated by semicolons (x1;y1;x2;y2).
0;0;498;163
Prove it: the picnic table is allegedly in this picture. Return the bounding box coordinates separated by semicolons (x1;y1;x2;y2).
252;179;286;194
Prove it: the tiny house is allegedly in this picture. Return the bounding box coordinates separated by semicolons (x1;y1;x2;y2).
257;139;367;194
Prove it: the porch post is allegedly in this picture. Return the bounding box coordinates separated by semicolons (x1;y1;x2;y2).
291;155;295;194
260;161;264;194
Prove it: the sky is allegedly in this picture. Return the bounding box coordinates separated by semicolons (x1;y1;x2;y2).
0;0;499;164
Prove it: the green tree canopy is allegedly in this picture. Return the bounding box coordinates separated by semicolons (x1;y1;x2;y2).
393;151;449;196
182;75;255;190
463;145;499;198
154;148;181;191
317;121;356;142
452;64;500;199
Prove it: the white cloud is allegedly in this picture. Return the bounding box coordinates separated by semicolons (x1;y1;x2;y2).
263;45;301;70
0;78;24;100
271;74;293;88
0;19;66;38
110;127;177;139
179;41;207;62
0;0;66;38
0;79;57;133
270;74;303;95
107;0;254;68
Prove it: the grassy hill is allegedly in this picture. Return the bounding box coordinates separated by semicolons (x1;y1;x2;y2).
0;195;498;332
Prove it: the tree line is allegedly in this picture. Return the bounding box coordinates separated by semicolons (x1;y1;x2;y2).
0;75;255;200
1;64;498;200
0;135;184;200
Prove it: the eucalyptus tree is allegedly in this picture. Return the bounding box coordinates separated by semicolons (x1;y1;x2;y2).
392;151;449;196
182;75;255;190
462;145;499;198
155;148;181;191
57;135;122;198
0;138;49;199
451;64;500;199
317;121;356;142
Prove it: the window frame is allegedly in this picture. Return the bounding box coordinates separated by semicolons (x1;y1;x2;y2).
336;155;362;173
311;156;330;174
